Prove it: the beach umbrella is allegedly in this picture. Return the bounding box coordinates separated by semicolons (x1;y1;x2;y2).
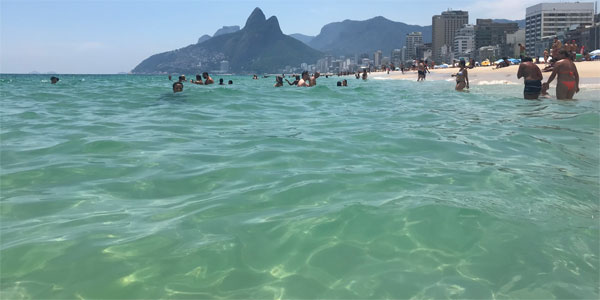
494;59;504;64
508;58;520;64
589;49;600;55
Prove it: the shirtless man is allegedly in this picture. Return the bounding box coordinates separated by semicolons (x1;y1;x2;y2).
543;49;579;100
192;74;204;85
173;82;183;93
309;72;320;86
517;56;543;100
297;71;310;87
518;43;526;59
551;37;562;61
417;60;425;81
202;72;214;85
362;69;368;80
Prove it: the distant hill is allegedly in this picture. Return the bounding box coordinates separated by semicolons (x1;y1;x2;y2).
290;33;315;45
492;19;526;29
197;26;240;44
132;8;322;74
308;16;432;57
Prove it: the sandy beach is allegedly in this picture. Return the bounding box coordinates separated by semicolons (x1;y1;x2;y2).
373;60;600;87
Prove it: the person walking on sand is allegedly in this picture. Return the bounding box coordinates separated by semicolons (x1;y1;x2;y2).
517;57;543;100
543;49;579;100
452;60;469;91
543;49;549;64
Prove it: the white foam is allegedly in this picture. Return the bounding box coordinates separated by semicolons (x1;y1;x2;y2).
475;80;519;85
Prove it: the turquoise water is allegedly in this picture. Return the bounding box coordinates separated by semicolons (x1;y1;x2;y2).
1;74;599;299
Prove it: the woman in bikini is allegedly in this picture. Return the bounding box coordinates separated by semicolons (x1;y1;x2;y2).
453;60;469;91
543;49;579;100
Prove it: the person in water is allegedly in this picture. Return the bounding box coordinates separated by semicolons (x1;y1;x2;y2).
172;81;183;93
228;80;233;85
168;75;172;81
192;74;204;85
453;59;469;91
286;75;300;86
309;72;320;86
297;71;310;87
336;81;342;86
252;74;258;80
178;75;187;82
202;72;214;85
274;76;284;87
219;78;224;85
362;69;368;80
517;56;543;100
50;76;59;84
342;79;347;86
543;49;579;100
417;59;426;81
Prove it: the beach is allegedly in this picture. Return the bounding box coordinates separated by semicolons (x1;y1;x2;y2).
374;60;600;87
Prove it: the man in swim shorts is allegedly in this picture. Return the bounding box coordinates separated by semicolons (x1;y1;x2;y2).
543;49;579;100
517;57;543;100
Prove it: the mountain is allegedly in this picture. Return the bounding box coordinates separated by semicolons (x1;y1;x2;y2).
290;33;315;45
492;19;526;29
308;16;432;57
197;34;211;44
132;8;322;74
213;25;240;37
197;26;240;44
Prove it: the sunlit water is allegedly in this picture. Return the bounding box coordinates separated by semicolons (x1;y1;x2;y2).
1;74;598;299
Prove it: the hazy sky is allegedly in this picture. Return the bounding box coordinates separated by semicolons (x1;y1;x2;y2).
1;0;593;73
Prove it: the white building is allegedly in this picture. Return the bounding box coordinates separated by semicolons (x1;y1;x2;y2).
506;29;526;58
405;32;423;60
373;50;382;67
525;2;595;56
220;60;229;73
453;24;475;58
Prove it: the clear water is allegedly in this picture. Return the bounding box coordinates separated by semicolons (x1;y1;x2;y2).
1;74;599;299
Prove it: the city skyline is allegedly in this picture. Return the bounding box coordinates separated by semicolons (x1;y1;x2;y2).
1;0;597;74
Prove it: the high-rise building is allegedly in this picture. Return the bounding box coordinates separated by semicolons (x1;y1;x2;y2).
373;50;382;66
220;60;229;73
432;10;469;62
454;24;475;58
525;2;595;56
405;32;423;59
391;49;403;66
475;19;519;57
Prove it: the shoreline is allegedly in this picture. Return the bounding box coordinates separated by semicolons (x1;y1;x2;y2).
371;61;600;87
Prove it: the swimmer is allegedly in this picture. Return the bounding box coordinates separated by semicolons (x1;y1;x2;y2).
50;76;59;84
192;74;204;85
362;69;368;80
543;49;579;100
168;75;172;81
219;78;224;85
517;56;543;100
342;79;347;87
173;81;183;93
228;80;233;85
286;75;300;86
274;76;284;87
178;75;187;82
202;72;214;85
252;74;258;80
309;72;320;86
337;81;342;86
452;59;469;91
297;71;310;87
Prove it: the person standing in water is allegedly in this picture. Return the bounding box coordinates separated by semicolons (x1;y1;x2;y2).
309;72;320;86
192;74;204;85
274;76;284;87
202;72;214;85
362;69;368;80
297;71;310;87
50;76;59;84
517;56;543;100
452;60;469;91
543;49;579;100
285;75;300;86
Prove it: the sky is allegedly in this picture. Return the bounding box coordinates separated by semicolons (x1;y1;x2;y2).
1;0;596;73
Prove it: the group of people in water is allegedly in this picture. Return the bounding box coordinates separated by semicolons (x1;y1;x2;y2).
170;72;236;92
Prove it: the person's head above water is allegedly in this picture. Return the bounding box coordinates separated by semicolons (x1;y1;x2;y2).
196;74;202;81
228;80;233;84
50;76;59;84
276;76;283;84
301;71;309;80
173;82;183;93
179;75;186;82
202;72;209;79
219;78;224;85
337;81;342;86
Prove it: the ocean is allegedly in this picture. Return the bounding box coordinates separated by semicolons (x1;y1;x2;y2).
1;74;598;299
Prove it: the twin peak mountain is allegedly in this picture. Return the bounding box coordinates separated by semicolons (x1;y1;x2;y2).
132;7;433;74
132;8;321;74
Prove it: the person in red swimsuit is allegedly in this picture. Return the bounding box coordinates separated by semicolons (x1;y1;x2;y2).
543;49;579;100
